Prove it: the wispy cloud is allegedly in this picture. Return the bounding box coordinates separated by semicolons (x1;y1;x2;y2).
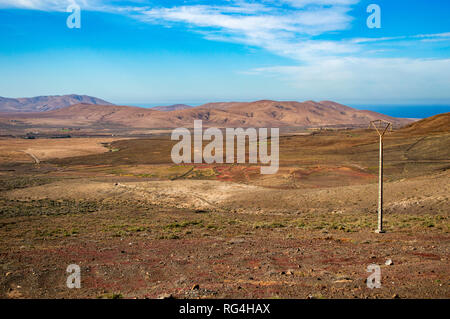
415;32;450;38
1;0;357;60
351;32;450;44
0;0;143;12
138;1;357;61
132;1;447;101
279;0;358;7
2;0;449;102
250;57;450;101
140;3;354;35
0;0;87;11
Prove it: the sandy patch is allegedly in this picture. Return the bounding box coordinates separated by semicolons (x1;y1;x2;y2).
0;138;124;163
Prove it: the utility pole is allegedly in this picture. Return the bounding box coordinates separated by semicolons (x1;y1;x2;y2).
369;120;392;233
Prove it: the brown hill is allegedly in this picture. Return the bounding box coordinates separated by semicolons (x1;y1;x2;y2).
168;100;411;127
0;94;113;112
10;104;176;128
399;112;450;134
0;100;412;129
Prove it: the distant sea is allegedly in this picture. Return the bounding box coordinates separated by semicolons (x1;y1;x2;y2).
349;105;450;119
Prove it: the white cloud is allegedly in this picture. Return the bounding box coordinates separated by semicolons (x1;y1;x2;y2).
0;0;103;12
139;1;356;61
277;0;358;8
143;2;445;101
0;0;60;10
0;0;140;12
350;36;407;44
414;32;450;39
2;0;449;101
141;3;354;36
350;32;450;44
251;58;450;101
1;0;357;59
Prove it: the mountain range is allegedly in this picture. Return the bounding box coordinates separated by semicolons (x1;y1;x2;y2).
0;97;413;129
0;94;113;112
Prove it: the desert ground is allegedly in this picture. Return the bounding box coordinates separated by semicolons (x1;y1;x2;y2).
0;115;449;299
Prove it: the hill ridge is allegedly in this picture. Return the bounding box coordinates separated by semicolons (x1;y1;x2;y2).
0;100;414;129
0;94;114;112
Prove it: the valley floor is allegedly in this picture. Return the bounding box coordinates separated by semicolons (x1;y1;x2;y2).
0;129;448;298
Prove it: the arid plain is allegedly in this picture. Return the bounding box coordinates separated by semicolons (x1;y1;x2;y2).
0;105;449;299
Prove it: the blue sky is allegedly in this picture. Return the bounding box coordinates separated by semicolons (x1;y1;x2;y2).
0;0;449;108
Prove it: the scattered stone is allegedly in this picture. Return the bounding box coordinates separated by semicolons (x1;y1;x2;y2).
266;270;277;277
229;238;245;244
385;259;394;266
192;284;200;290
158;293;173;299
334;278;353;283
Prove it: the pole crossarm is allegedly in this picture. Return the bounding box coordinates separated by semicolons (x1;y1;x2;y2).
369;119;392;138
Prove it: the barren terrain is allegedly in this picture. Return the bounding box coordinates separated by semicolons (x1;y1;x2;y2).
0;114;448;299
